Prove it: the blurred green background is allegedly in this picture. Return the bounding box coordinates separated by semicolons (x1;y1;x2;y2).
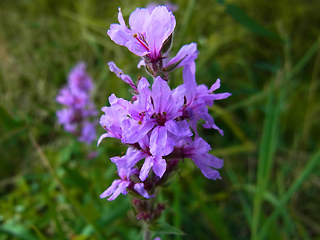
1;0;320;239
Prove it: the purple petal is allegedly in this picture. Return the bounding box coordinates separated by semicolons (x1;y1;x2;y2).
100;180;121;199
107;181;130;201
129;8;150;33
108;62;137;90
107;23;132;46
97;133;109;146
200;166;222;180
153;156;167;178
68;62;93;93
202;153;224;169
122;120;156;144
191;156;222;180
125;40;149;57
134;183;154;198
193;138;211;153
165;42;198;70
209;79;221;92
183;65;197;104
117;8;126;26
111;147;147;170
152;76;171;113
146;6;176;59
78;121;96;144
165;119;192;137
150;126;167;156
139;156;154;181
212;92;232;100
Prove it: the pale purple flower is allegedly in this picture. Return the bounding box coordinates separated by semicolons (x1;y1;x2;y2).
98;5;231;203
68;62;93;93
100;165;153;200
182;65;231;135
107;6;176;61
181;137;224;180
98;94;131;144
56;63;97;144
98;76;192;180
146;2;178;13
79;121;97;144
56;108;77;133
122;77;192;161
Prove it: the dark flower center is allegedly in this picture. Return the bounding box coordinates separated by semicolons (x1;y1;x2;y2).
152;112;167;126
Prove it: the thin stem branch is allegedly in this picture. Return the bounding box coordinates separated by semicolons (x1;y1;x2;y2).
143;226;151;240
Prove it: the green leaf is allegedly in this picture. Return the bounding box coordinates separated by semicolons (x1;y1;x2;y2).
150;222;185;236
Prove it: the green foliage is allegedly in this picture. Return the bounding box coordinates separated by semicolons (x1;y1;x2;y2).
0;0;320;239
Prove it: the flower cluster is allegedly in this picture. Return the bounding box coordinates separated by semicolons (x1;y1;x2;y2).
99;6;230;204
56;63;97;144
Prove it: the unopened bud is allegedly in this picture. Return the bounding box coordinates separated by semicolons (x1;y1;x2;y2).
161;33;173;55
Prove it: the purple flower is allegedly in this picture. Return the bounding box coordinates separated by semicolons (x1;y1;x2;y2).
98;5;231;203
79;121;97;144
107;6;176;62
182;65;231;135
100;165;153;200
56;63;97;144
181;137;224;180
146;2;178;13
122;77;192;161
98;93;131;144
68;62;93;94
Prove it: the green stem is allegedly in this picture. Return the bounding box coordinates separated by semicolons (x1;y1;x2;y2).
143;226;151;240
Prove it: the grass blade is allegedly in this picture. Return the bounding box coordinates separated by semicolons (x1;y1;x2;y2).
251;81;279;240
258;149;320;239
